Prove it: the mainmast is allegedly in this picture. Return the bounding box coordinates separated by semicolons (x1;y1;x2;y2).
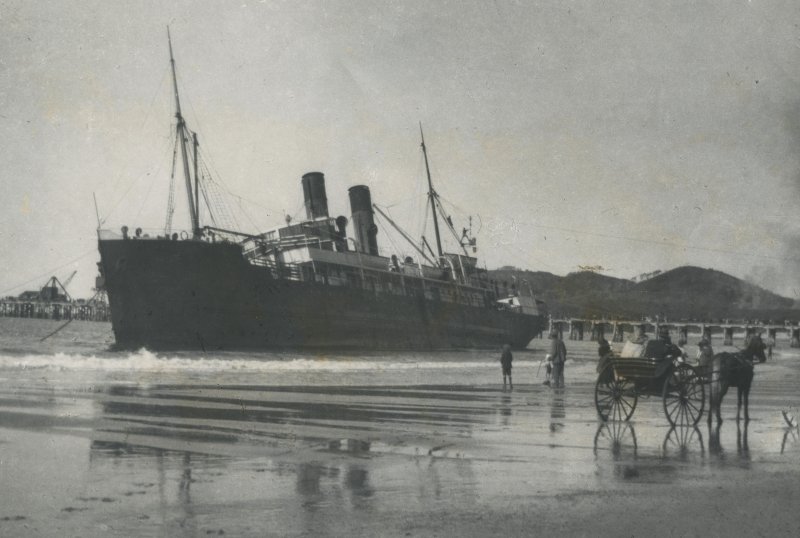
168;27;200;237
420;123;443;259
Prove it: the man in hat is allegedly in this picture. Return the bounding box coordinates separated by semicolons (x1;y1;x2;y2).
697;338;715;370
653;327;684;378
596;336;613;376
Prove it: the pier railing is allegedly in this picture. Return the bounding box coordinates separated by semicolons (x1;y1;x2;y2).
548;317;800;348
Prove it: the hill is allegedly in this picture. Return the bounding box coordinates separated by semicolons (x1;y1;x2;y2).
487;265;797;320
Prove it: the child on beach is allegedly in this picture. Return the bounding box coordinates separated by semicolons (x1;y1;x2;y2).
542;355;552;386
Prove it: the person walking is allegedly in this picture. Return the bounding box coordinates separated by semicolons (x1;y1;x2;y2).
500;344;513;390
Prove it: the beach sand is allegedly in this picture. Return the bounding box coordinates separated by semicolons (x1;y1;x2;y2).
1;326;799;536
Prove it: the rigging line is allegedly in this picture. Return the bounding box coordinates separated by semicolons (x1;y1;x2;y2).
382;193;428;209
289;199;306;222
164;129;179;233
197;160;225;227
208;180;249;227
434;195;465;247
136;128;178;219
193;144;264;228
203;161;243;231
137;64;171;136
518;221;800;262
172;66;242;225
436;194;469;219
105;65;171;197
182;86;229;195
198;179;218;227
0;248;98;296
491;240;560;273
102;129;175;224
237;198;261;233
375;219;404;258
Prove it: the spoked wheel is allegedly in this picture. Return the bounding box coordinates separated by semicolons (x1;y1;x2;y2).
595;365;638;422
662;364;705;427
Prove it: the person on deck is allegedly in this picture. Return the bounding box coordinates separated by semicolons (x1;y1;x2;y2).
500;344;513;390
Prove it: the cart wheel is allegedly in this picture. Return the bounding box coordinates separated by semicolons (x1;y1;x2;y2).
595;364;638;422
662;364;705;427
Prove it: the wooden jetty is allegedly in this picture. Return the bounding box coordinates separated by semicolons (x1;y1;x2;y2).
549;317;800;348
1;273;110;323
0;299;110;322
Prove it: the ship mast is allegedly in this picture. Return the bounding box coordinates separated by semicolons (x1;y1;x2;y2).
168;27;200;237
420;123;443;260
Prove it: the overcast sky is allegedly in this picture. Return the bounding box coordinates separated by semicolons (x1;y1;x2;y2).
1;0;799;299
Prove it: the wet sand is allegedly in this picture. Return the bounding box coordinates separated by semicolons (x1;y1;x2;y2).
1;334;799;537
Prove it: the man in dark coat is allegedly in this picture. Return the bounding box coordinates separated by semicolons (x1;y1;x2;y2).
500;344;513;390
597;337;613;377
549;332;567;388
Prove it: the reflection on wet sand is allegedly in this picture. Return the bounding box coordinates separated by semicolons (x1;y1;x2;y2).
496;393;512;426
2;356;800;537
549;390;565;433
591;421;762;482
708;420;751;468
593;422;639;480
782;427;799;454
662;426;705;459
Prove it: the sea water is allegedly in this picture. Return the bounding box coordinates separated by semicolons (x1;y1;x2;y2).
0;317;568;387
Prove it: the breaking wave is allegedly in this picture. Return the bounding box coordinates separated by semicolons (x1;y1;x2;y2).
0;348;535;373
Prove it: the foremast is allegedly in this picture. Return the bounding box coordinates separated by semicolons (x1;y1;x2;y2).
168;27;201;238
418;124;471;261
419;123;443;259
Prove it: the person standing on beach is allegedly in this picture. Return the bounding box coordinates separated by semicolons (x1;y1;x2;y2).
596;336;612;376
500;344;513;389
542;355;552;386
548;332;567;388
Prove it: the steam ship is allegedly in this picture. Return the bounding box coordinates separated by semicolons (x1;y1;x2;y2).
96;33;546;351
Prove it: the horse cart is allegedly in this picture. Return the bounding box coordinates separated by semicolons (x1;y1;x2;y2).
594;339;707;427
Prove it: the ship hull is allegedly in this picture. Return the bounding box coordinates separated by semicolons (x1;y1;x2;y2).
98;239;545;351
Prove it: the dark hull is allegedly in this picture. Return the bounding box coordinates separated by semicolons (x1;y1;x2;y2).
98;239;545;351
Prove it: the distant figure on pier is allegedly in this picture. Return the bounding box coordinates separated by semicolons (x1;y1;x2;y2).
767;335;775;360
499;344;513;390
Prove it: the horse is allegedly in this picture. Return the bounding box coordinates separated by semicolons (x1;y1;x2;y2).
707;335;767;425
